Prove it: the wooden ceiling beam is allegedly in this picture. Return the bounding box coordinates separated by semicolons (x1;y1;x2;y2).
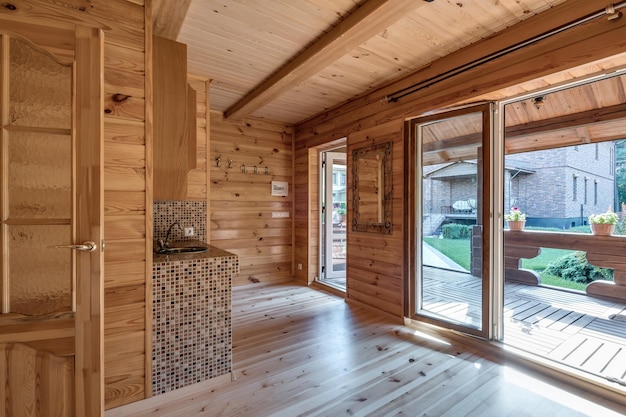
152;0;192;40
224;0;424;121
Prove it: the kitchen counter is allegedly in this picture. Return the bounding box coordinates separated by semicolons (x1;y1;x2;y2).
152;242;238;395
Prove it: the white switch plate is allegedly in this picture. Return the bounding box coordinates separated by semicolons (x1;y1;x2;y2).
184;227;194;236
272;212;290;218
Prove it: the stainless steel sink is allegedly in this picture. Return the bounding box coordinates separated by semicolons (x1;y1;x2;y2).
154;245;209;254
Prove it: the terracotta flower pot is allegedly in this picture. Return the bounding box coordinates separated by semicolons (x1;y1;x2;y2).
590;223;615;236
507;220;525;231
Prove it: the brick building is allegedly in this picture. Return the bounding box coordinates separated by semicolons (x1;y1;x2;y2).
422;141;616;232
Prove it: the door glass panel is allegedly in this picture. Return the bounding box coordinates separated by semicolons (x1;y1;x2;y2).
9;37;71;128
2;35;74;316
418;111;485;331
8;131;71;219
9;225;72;315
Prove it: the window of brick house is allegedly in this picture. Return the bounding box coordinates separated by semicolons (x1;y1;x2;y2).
573;175;578;201
594;180;598;205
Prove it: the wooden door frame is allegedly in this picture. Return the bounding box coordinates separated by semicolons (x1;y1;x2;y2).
321;149;348;282
406;103;494;340
74;25;104;417
308;139;346;288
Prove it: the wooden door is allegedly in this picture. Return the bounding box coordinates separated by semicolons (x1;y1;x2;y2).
0;17;103;417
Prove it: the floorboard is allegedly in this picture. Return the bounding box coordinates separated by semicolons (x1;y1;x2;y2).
108;283;626;417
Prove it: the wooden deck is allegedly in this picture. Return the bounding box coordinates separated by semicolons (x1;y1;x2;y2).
423;266;626;383
107;283;626;417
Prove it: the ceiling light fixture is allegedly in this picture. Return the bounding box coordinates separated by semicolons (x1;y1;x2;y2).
532;96;546;110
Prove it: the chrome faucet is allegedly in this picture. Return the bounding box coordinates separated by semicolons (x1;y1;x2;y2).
158;222;184;250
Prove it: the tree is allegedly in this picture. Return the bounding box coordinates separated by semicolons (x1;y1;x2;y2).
615;140;626;211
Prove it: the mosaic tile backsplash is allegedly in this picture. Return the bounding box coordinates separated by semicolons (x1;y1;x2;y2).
154;200;207;242
152;254;237;395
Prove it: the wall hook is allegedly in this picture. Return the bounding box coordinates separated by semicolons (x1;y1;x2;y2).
265;167;269;175
228;159;233;169
253;165;258;174
241;164;246;173
216;157;221;168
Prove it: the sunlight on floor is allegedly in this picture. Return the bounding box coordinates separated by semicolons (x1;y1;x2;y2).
412;329;451;346
503;366;625;416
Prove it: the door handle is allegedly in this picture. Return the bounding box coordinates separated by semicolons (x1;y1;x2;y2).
52;241;97;252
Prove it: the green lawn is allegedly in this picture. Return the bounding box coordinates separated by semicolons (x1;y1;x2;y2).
520;248;573;270
423;238;588;291
540;274;588;291
423;237;470;270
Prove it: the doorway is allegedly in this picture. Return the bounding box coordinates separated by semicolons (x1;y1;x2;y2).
0;19;104;416
408;103;493;339
320;148;347;290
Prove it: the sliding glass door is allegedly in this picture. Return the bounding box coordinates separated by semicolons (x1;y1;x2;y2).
408;104;494;339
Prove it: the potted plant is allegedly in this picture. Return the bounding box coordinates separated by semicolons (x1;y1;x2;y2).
336;206;346;222
504;207;526;231
588;208;618;235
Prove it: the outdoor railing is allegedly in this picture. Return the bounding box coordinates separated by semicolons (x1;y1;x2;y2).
504;230;626;301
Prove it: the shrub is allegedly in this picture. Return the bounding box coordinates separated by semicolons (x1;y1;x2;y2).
544;251;613;284
441;223;471;239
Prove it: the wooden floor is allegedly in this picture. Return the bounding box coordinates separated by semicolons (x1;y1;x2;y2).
422;267;626;383
108;283;626;417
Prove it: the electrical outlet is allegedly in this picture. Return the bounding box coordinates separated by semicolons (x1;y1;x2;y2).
184;227;194;237
297;263;302;270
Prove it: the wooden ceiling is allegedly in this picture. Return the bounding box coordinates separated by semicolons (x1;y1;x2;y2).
419;71;626;165
152;0;591;125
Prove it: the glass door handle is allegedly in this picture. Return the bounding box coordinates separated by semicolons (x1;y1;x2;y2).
52;241;97;252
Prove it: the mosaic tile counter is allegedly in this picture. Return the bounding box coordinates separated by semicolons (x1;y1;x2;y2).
152;245;238;395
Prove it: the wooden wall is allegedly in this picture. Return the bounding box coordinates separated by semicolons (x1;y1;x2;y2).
294;0;626;317
345;122;405;316
210;112;294;286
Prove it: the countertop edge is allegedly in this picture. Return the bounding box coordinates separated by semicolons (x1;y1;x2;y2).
153;242;237;263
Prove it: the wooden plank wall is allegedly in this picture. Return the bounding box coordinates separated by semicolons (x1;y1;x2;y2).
210;112;294;286
102;1;148;408
346;122;405;316
3;0;150;410
293;0;626;317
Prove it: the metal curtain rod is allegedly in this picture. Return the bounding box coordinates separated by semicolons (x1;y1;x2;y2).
386;2;626;103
